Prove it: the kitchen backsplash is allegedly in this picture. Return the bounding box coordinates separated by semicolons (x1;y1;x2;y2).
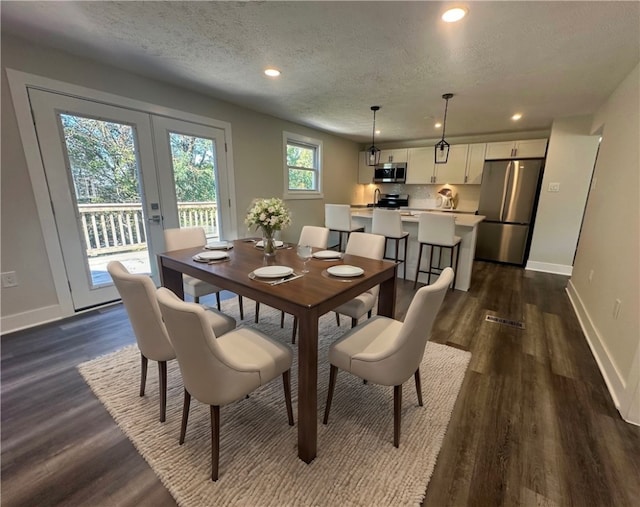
356;183;481;211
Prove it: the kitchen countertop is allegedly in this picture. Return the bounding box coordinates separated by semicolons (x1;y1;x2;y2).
351;208;485;227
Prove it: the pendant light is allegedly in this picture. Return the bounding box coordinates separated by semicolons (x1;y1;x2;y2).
366;106;381;166
434;93;454;164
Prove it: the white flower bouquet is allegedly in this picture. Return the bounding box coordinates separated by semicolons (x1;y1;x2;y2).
245;197;292;236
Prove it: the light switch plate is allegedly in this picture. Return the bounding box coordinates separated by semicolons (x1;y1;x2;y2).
548;182;560;192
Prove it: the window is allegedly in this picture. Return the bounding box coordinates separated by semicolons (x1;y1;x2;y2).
283;131;323;199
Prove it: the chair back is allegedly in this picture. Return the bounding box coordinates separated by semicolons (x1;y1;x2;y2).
156;287;259;405
298;225;329;249
164;226;206;251
107;261;174;362
345;232;385;260
386;267;453;383
372;209;403;238
325;204;352;231
418;213;456;245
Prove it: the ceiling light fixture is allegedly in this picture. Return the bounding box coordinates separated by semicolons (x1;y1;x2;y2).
264;68;281;77
366;106;381;166
442;7;467;23
434;122;442;129
511;113;523;121
435;93;454;164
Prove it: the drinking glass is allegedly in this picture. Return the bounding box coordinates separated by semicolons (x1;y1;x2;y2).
297;244;312;273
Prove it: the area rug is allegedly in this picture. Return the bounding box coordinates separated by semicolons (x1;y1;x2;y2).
78;299;471;506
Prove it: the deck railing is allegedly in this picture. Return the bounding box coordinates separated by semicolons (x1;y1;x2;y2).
78;202;218;256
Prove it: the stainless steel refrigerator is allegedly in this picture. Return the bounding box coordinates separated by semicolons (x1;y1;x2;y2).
475;159;543;265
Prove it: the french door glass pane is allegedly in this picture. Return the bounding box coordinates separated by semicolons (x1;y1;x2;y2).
59;114;151;286
168;132;219;239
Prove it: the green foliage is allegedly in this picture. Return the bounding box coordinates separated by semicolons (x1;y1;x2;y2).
60;115;217;204
287;143;316;190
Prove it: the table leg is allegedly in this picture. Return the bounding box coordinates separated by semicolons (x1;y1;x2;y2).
297;307;319;463
158;259;184;299
377;267;397;318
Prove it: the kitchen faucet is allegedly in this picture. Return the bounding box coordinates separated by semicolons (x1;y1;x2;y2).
373;188;381;205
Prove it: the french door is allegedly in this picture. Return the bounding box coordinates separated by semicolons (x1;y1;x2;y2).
29;89;231;311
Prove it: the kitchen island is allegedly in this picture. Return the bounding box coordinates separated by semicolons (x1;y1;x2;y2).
350;209;485;291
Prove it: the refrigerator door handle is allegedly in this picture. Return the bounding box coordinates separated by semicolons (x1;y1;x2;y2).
499;161;512;222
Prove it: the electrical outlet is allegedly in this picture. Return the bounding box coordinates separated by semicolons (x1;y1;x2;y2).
613;299;622;320
548;182;560;192
588;269;594;283
1;271;18;288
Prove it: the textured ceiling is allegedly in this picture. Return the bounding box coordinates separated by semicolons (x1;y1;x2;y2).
2;1;639;143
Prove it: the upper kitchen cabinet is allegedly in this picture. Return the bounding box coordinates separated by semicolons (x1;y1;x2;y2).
433;144;469;184
406;147;432;184
485;139;548;159
464;143;486;184
379;148;408;164
357;151;373;184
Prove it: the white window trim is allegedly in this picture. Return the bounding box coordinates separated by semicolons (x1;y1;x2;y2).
283;131;323;200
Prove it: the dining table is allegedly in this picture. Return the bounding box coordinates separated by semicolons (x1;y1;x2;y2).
157;238;398;463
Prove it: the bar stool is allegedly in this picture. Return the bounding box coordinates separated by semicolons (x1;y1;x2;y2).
414;213;461;290
324;204;364;252
371;209;410;279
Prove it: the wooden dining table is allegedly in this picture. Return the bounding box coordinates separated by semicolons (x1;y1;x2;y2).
157;239;397;463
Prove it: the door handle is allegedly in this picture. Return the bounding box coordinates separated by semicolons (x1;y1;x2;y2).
147;215;161;223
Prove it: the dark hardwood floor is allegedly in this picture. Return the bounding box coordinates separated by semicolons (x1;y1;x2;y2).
2;261;638;506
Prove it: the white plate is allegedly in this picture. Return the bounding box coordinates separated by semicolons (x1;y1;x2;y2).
204;241;233;250
327;265;364;277
252;265;294;278
312;250;342;259
255;240;284;249
193;251;229;261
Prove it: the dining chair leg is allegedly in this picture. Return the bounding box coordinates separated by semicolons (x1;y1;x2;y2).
179;389;191;445
414;368;423;407
282;370;294;426
255;302;261;323
453;244;460;290
394;384;402;448
292;316;298;344
210;405;220;481
368;309;372;319
402;236;408;279
215;292;221;311
280;311;285;328
335;312;340;327
351;317;357;328
158;360;167;423
139;353;148;397
428;245;435;285
238;296;244;320
323;365;338;424
414;243;424;289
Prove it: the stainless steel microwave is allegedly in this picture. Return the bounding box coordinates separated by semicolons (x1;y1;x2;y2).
373;162;407;183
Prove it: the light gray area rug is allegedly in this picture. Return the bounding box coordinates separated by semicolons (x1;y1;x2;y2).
78;300;471;507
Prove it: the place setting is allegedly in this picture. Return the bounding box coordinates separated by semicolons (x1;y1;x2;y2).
322;264;365;282
191;250;231;264
204;240;234;250
248;265;304;286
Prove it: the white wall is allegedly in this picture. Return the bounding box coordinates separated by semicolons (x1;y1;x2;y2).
567;63;640;424
0;33;359;331
527;116;601;275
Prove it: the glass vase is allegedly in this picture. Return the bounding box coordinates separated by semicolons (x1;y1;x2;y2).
262;229;277;258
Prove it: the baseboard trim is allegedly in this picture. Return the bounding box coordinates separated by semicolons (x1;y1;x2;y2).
1;304;64;335
565;281;627;415
526;261;573;275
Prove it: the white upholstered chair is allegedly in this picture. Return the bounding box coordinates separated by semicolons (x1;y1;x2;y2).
323;267;453;447
413;213;461;290
164;227;245;319
325;204;364;252
333;232;386;328
255;225;330;344
107;261;236;422
372;209;410;279
156;287;294;481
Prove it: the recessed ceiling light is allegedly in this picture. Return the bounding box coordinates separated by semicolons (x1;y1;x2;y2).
264;68;281;77
511;113;523;121
375;130;381;135
435;122;442;129
442;7;467;23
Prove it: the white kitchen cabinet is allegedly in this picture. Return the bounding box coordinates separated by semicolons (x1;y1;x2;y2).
357;151;373;184
433;144;469;184
379;148;408;164
406;147;432;184
485;139;547;159
464;143;486;184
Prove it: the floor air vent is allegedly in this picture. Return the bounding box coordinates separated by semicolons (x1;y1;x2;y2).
485;315;526;329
